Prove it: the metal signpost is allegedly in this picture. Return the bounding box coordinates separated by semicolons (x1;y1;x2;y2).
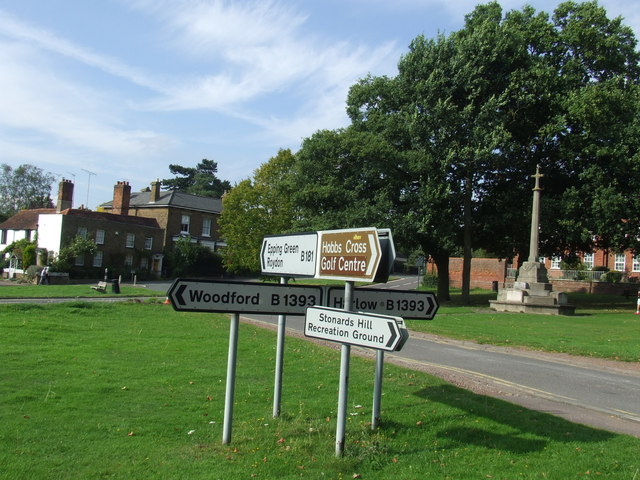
311;227;386;456
260;233;318;418
167;278;323;445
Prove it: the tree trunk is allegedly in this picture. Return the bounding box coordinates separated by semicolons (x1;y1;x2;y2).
431;251;451;301
461;173;473;305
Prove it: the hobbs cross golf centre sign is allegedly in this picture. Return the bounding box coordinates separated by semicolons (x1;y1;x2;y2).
316;228;381;282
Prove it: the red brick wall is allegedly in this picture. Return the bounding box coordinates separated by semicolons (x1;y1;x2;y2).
448;258;508;289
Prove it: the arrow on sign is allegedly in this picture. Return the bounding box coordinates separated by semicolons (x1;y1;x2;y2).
385;321;397;348
174;284;187;306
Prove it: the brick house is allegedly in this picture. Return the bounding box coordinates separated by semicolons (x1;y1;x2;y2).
1;179;164;276
98;180;224;252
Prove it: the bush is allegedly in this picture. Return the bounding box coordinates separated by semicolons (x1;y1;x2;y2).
22;244;36;268
25;264;40;283
602;270;623;283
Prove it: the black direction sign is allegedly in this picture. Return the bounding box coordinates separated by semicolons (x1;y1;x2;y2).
327;287;439;320
168;279;323;315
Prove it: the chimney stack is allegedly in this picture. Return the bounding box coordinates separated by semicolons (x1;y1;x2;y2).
150;179;161;203
57;178;74;212
112;181;131;216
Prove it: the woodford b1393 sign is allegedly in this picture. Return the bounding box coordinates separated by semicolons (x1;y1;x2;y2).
315;228;381;282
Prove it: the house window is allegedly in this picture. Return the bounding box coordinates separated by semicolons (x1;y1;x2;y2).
583;253;594;270
202;218;212;237
181;215;190;234
144;237;153;250
1;229;7;244
633;256;640;273
93;251;103;267
550;256;561;270
75;254;84;266
125;254;134;266
140;257;148;270
77;226;88;239
95;229;105;245
126;233;135;248
614;253;626;271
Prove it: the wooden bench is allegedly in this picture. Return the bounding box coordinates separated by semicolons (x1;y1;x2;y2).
91;281;108;293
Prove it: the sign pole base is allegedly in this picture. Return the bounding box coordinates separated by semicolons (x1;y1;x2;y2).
222;313;240;445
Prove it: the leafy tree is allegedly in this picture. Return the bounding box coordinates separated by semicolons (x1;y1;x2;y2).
344;1;640;301
219;149;296;273
161;159;231;198
0;164;55;219
164;236;223;277
51;236;97;273
287;128;404;234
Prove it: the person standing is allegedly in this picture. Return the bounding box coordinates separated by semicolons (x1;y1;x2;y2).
39;265;49;285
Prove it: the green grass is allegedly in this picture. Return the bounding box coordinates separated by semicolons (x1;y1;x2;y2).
404;289;640;362
0;283;164;298
1;301;638;479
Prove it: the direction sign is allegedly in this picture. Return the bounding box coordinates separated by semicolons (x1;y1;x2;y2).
261;232;318;277
168;279;323;315
304;306;405;351
315;228;381;282
327;287;439;319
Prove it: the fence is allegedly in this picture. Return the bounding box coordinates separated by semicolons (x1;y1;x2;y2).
508;268;615;282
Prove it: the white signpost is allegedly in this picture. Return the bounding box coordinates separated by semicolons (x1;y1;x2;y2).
327;287;439;320
167;278;323;445
304;306;405;352
168;279;322;315
260;232;318;277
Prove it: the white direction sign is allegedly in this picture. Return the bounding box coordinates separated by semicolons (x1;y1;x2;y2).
327;288;439;320
315;228;381;282
304;306;405;351
261;232;318;277
168;279;322;315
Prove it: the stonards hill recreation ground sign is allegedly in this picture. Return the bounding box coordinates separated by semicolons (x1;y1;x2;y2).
304;306;407;352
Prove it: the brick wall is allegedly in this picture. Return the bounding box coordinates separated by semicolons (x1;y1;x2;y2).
447;258;508;289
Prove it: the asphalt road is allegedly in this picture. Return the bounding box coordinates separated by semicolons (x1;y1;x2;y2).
236;276;640;438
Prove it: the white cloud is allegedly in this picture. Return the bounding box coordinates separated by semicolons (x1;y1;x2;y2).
0;9;163;92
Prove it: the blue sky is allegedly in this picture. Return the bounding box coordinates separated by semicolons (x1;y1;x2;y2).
1;0;638;209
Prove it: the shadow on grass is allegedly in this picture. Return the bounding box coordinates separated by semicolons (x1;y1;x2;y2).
414;384;614;452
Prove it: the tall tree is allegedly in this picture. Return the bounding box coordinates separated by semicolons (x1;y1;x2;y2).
287;127;404;233
345;1;640;301
219;149;296;273
0;163;55;220
162;159;231;197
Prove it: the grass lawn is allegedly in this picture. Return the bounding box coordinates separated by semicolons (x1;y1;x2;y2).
0;301;638;479
0;283;164;298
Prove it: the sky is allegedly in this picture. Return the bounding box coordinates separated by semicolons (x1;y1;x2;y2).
1;0;639;210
